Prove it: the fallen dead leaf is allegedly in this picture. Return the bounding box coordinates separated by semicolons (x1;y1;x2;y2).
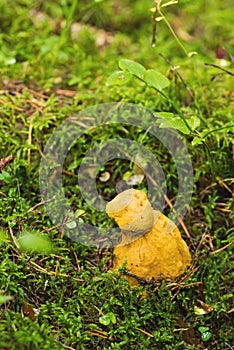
0;155;13;170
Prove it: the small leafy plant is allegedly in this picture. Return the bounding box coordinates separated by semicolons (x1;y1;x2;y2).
107;58;200;135
99;312;117;326
198;326;212;342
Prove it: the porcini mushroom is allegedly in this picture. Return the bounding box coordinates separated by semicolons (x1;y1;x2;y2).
106;189;191;285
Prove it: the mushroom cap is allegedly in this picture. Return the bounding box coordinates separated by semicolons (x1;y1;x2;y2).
106;189;155;240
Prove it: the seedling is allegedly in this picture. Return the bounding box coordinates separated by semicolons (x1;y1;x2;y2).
99;312;117;326
198;326;212;342
107;58;200;135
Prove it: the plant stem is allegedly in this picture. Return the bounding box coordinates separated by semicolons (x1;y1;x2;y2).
156;5;188;57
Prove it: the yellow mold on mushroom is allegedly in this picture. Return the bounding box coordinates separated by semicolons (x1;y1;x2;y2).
106;189;191;285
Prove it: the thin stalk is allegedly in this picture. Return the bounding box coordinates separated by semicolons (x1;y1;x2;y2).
156;5;188;57
135;73;196;134
202;125;234;139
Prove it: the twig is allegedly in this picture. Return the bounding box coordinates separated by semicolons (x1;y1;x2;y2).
27;87;49;100
173;328;189;332
177;265;200;283
170;281;203;302
227;308;234;314
85;330;109;339
70;247;81;272
8;223;20;249
61;344;76;350
159;53;195;100
210;239;234;255
199;177;234;197
123;269;151;284
27;115;34;166
0;154;13;170
27;196;56;212
55;89;77;97
136;327;154;338
29;261;83;281
92;304;104;316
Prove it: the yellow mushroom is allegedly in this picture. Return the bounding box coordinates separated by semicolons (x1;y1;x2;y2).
106;189;191;285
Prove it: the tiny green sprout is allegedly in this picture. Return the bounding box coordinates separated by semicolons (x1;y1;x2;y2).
99;312;116;326
198;326;212;342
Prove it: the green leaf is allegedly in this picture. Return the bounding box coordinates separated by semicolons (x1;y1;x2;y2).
99;312;116;325
106;70;132;86
108;312;116;324
198;326;212;341
155;113;200;134
18;231;54;254
188;115;200;130
201;331;212;341
119;59;146;78
198;326;209;333
99;315;111;325
68;76;81;86
156;115;190;134
0;171;11;184
198;327;212;341
144;69;170;91
154;112;174;119
192;136;203;146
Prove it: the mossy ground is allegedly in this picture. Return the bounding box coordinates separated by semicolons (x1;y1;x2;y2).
0;1;233;349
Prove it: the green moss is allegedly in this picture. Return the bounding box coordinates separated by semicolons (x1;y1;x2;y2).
0;0;233;348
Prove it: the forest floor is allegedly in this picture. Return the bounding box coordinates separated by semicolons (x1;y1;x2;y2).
0;1;233;349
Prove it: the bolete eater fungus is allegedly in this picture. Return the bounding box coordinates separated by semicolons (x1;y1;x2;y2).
106;189;191;285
